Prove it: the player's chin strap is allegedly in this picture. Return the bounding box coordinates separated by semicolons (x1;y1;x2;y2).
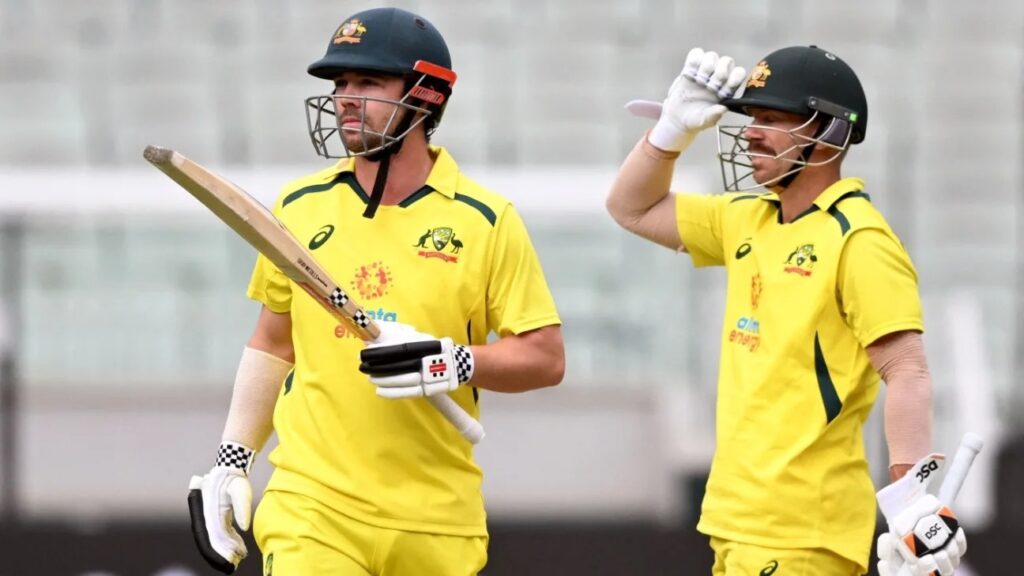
361;111;417;219
777;113;852;190
775;123;824;189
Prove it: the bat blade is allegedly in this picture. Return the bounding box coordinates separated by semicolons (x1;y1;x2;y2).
144;145;484;443
145;145;376;340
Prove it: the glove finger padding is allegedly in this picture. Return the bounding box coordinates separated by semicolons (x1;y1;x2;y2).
188;472;247;574
361;326;475;400
681;47;704;81
931;548;955;575
877;532;909;576
695;51;719;83
877;452;969;576
188;442;255;575
706;56;734;93
721;66;748;98
226;475;253;531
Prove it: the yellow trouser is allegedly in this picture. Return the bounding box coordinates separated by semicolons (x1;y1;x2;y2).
710;537;864;576
254;489;488;576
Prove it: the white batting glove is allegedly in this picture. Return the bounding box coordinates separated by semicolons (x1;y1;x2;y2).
187;441;255;574
359;322;474;399
626;47;747;152
876;453;969;576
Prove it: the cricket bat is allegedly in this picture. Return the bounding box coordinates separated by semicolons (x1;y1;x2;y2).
144;145;484;444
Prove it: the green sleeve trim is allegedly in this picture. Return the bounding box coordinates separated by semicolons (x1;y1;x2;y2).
453;193;497;226
827;205;851;235
826;191;872;236
813;333;843;425
283;172;362;207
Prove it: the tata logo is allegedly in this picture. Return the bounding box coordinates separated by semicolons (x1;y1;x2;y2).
309;225;335;250
334;309;399;339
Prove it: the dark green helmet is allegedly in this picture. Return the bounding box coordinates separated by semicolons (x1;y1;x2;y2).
304;8;456;160
308;7;452;81
723;45;867;144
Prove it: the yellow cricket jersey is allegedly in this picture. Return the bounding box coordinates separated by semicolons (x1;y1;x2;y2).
676;177;923;570
247;146;560;537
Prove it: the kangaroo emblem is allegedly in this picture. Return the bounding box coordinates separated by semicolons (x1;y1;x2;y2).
414;229;432;248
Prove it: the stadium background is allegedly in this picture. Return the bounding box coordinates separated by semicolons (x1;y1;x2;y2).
0;0;1021;574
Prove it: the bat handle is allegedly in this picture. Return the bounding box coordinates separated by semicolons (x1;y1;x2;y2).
938;432;984;505
428;394;485;444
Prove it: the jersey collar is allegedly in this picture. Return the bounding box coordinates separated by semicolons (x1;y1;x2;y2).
423;146;458;199
812;177;865;211
756;177;865;208
329;145;458;200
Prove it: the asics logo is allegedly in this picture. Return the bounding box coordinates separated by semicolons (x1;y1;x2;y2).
309;225;335;250
735;241;752;260
760;560;779;575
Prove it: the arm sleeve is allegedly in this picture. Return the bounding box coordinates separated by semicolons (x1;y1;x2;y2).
867;331;933;467
486;205;561;337
837;228;924;346
245;201;293;312
675;193;729;267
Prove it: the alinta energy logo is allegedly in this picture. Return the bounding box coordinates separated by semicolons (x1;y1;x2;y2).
729;315;760;352
413;226;463;263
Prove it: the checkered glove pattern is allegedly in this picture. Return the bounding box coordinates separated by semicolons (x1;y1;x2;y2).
215;441;254;474
453;344;474;384
360;322;474;399
187;441;256;574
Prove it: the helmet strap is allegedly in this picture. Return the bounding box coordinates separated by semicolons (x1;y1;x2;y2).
361;107;417;219
776;144;814;189
777;115;832;189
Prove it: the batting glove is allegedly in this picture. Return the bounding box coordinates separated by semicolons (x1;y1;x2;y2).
360;322;474;399
876;453;968;576
626;47;747;152
187;441;255;574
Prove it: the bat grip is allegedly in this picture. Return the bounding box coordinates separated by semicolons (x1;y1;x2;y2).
428;394;485;444
937;432;984;505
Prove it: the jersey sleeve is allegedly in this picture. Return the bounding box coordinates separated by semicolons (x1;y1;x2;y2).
837;228;924;346
486;205;561;337
675;193;729;267
245;199;293;313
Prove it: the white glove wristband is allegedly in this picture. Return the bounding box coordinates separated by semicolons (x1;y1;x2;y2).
647;120;697;153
